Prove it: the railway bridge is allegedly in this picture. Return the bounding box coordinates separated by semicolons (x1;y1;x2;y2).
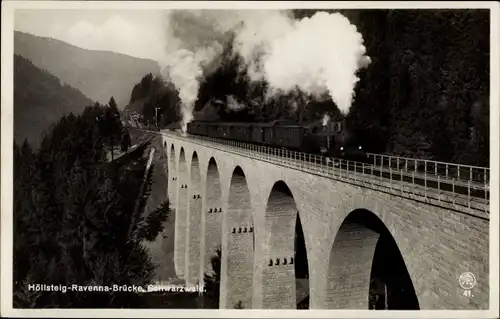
160;130;490;310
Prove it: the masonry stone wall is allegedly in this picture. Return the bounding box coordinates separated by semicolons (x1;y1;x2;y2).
167;146;177;255
167;146;177;208
200;159;223;281
326;221;380;309
163;134;489;310
174;148;187;279
261;183;298;309
185;154;202;285
221;170;255;309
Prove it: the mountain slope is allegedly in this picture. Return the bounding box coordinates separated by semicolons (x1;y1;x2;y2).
14;31;161;108
14;54;94;147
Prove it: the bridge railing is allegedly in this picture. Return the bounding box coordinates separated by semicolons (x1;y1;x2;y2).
367;153;490;185
165;132;489;213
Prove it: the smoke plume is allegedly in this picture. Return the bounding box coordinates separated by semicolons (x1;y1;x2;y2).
322;114;331;127
158;10;234;132
233;11;371;114
158;10;370;131
226;95;246;112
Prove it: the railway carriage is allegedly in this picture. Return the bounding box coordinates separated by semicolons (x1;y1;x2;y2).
250;123;267;144
186;117;368;163
218;123;232;139
273;122;304;149
186;121;208;136
206;123;220;138
230;123;253;142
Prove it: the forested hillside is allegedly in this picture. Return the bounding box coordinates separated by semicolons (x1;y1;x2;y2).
126;73;182;126
14;31;161;107
14;54;94;147
130;9;489;167
13;104;170;308
343;9;489;166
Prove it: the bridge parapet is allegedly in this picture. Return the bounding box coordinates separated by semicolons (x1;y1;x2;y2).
163;131;489;219
367;153;490;186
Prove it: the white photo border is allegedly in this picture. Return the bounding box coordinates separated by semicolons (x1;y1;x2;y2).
1;1;499;318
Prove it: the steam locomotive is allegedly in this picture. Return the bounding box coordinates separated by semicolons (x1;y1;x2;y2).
186;119;369;163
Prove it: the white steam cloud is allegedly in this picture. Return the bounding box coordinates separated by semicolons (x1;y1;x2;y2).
234;11;371;114
226;95;246;112
322;114;331;127
158;10;237;132
158;10;371;131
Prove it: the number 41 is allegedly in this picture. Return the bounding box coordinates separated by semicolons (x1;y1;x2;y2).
463;290;472;297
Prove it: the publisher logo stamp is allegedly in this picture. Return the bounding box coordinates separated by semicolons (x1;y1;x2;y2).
459;272;476;290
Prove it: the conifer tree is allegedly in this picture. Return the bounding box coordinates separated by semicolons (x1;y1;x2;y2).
203;247;221;308
13;104;162;308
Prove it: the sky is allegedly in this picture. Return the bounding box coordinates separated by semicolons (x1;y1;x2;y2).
14;9;167;61
13;8;374;123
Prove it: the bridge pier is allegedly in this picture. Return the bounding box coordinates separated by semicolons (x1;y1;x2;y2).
219;168;254;309
199;159;223;285
185;153;202;285
185;195;202;285
259;182;299;309
251;207;267;309
174;149;187;279
167;145;177;244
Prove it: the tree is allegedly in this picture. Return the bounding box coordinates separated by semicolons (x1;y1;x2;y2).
203;247;222;308
234;301;244;309
13;104;162;308
128;73;182;129
121;129;132;153
101;97;123;161
136;201;170;242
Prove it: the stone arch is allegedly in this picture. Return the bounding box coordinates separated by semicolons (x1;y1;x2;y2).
201;157;223;280
326;209;419;310
174;147;187;279
185;152;202;284
221;166;254;309
261;181;309;309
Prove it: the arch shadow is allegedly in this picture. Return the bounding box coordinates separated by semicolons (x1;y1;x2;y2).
326;209;419;310
263;181;310;309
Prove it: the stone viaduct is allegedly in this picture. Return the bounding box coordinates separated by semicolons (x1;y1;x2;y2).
160;132;489;310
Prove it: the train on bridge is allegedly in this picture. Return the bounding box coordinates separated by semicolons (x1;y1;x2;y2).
179;119;489;204
186;119;370;163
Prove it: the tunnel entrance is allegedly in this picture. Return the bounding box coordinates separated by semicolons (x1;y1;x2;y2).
294;214;310;309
